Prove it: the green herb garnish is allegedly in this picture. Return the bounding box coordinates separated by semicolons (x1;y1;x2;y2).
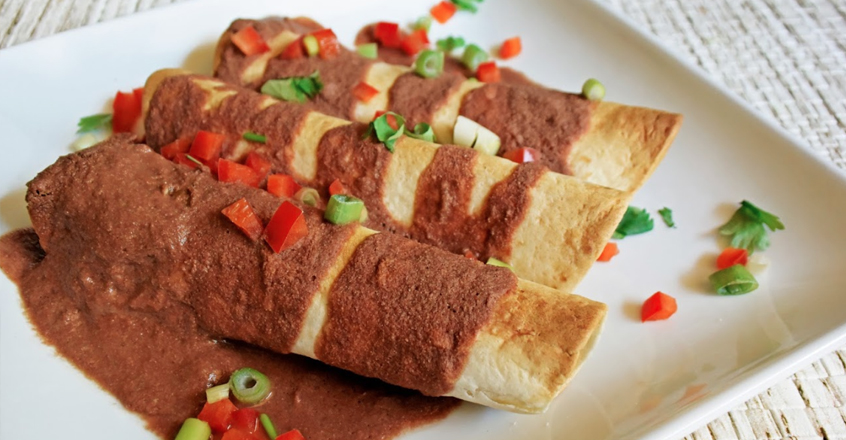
356;43;378;59
406;123;436;143
185;154;204;168
364;112;406;152
243;132;267;143
582;78;606;101
451;0;483;13
436;36;466;52
709;264;759;295
412;16;433;32
461;44;489;72
325;194;365;225
658;207;675;228
260;414;277;439
414;49;444;79
486;257;513;271
261;71;323;103
229;367;271;404
76;113;112;133
174;418;211;440
719;200;784;253
613;206;654;239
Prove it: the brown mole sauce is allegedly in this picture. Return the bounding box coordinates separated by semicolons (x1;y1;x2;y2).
388;72;465;129
316;233;516;396
459;84;594;175
0;140;459;440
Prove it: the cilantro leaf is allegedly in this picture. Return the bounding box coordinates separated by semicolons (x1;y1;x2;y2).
451;0;482;12
77;113;112;133
612;206;654;239
436;36;466;52
719;200;784;253
365;112;406;153
261;71;323;103
658;207;675;228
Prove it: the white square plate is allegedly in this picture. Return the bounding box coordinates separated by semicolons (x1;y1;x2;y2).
2;0;846;439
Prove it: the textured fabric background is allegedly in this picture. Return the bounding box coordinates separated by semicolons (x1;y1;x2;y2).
1;0;845;438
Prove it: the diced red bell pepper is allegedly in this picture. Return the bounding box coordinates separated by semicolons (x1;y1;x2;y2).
373;22;402;49
373;110;387;120
173;153;201;170
328;179;346;196
222;198;265;241
400;29;429;56
265;201;308;253
221;429;261;440
230;408;260;434
311;28;340;59
160;137;192;160
276;429;306;440
353;82;379;103
385;113;399;130
133;87;145;106
502;147;540;164
476;61;501;83
716;247;748;270
499;37;522;59
430;1;457;24
112;89;143;133
463;250;476;260
641;292;677;322
218;159;263;188
267;174;302;198
189;131;226;164
245;152;272;180
197;398;238;433
231;25;270;56
596;242;619;262
280;37;305;60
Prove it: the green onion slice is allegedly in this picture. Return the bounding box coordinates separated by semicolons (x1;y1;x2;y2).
461;44;488;72
261;71;323;103
359;205;369;223
303;35;319;57
325;194;365;225
366;111;406;152
205;383;230;404
406;123;436;143
709;264;759;296
295;187;320;207
260;413;278;439
174;418;211;440
413;16;433;32
243;132;267;143
356;43;378;59
185;154;204;168
77;113;112;134
451;0;482;13
486;257;513;271
414;49;445;79
229;367;271;404
436;36;466;53
582;78;606;101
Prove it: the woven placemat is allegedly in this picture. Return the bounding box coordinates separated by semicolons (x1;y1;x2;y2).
1;0;845;438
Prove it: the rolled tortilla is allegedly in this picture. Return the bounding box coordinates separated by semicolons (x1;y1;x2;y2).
143;69;629;292
213;17;683;193
27;137;606;413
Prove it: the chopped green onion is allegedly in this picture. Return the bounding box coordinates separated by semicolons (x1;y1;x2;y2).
243;132;267;143
436;36;466;53
612;206;654;239
205;383;230;404
303;35;319;57
174;418;211;440
709;264;759;296
295;187;320;207
451;0;482;13
366;112;406;152
486;257;513;271
76;113;112;134
325;194;365;225
406;123;436;143
260;413;278;439
414;49;445;79
412;16;433;32
356;43;378;59
229;367;271;404
359;205;369;223
582;78;605;101
261;71;323;103
185;154;204;168
461;44;488;72
658;207;675;228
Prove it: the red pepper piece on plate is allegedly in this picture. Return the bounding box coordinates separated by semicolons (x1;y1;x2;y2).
280;37;305;59
596;242;619;262
222;429;261;440
374;22;402;49
245;152;272;180
267;174;302;198
716;247;748;270
311;28;340;59
231;25;270;56
197;398;238;433
353;82;379;103
499;37;522;59
112;89;142;133
160;137;192;160
276;429;306;440
189;131;226;164
400;29;429;56
476;61;501;83
502;147;540;164
218;159;263;188
430;1;457;24
230;408;261;434
222;198;264;241
641;292;677;322
265;201;308;253
328;179;346;196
